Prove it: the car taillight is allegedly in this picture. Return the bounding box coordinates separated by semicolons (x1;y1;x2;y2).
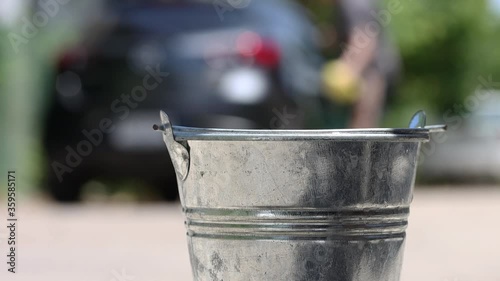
236;31;281;68
57;47;87;70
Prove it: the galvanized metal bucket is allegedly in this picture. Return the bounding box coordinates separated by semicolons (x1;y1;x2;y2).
155;111;445;281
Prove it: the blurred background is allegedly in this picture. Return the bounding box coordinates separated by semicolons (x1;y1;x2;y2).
0;0;499;280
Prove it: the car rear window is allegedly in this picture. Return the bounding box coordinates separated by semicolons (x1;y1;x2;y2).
114;2;248;33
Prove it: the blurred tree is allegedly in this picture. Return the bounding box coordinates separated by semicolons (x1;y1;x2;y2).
389;0;491;114
296;0;338;58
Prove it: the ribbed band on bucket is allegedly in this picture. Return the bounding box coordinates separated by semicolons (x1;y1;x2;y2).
184;207;409;241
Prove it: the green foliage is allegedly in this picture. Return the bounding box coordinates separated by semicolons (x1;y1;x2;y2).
389;0;493;114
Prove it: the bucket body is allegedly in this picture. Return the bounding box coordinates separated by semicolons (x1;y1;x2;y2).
158;112;435;281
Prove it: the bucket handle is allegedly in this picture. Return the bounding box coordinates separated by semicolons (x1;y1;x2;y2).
153;111;190;181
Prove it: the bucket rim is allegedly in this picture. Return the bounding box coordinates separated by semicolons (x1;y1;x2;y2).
171;126;433;142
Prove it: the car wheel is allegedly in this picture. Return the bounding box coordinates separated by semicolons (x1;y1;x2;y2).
152;178;179;202
46;172;88;203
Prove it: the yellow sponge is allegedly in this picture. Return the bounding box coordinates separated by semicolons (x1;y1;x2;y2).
321;60;361;105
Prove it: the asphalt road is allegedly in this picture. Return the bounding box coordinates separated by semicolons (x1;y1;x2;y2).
1;186;499;281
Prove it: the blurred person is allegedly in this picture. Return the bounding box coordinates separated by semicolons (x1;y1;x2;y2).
322;0;401;128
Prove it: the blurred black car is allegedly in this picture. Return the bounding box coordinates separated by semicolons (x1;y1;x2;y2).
42;0;324;202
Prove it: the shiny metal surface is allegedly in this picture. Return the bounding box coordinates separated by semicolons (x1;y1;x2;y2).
157;111;441;281
408;110;427;129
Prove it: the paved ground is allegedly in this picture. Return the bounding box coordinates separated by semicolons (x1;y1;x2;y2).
1;186;499;281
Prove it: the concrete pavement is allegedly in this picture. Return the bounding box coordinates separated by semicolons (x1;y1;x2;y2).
0;186;499;281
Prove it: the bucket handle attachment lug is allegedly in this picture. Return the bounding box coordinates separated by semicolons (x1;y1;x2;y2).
154;111;190;181
408;110;447;133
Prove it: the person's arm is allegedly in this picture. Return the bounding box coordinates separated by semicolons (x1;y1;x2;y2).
349;69;386;128
339;0;385;128
340;28;378;77
342;28;385;128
